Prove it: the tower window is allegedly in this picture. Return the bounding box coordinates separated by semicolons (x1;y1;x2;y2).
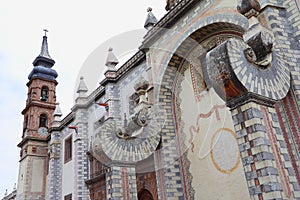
64;136;72;163
39;114;48;128
41;86;49;102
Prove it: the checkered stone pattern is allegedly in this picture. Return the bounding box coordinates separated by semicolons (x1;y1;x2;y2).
230;99;300;200
276;93;300;187
262;1;300;107
284;0;300;45
155;65;186;199
125;167;138;200
96;119;161;163
73;110;90;200
266;105;300;199
143;0;248;82
48;131;62;200
105;84;122;122
106;166;137;200
225;38;290;100
284;0;300;91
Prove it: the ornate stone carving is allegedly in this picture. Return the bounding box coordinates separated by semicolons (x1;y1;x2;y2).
91;77;165;164
237;0;261;18
244;25;274;68
244;47;257;64
116;108;149;139
205;3;290;102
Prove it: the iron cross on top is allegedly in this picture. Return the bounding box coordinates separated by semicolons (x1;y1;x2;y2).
43;29;48;36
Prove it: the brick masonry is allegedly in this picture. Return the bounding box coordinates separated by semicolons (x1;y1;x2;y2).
228;97;299;199
17;0;300;200
47;131;62;200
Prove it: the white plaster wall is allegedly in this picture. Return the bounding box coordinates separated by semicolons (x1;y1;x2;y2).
179;69;250;200
62;133;74;197
31;159;44;192
62;160;74;197
16;158;27;194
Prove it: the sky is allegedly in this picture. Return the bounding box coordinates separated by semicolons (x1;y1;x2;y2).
0;0;166;196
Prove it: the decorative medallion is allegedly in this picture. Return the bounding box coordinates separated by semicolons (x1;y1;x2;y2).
92;104;164;163
92;77;164;163
205;2;291;102
206;35;290;101
210;128;240;174
227;38;290;100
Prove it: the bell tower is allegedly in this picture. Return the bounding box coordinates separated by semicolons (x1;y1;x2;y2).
16;30;58;200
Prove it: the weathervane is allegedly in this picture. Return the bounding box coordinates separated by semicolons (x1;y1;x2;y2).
43;29;48;36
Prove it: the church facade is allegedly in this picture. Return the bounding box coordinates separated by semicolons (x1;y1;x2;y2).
14;0;300;199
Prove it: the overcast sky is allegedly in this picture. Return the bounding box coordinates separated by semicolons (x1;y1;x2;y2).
0;0;166;196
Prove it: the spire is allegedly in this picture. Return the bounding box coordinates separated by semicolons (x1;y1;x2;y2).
105;47;119;69
29;30;58;81
75;76;88;105
77;76;88;96
144;7;158;30
53;103;63;117
53;103;62;127
32;29;55;68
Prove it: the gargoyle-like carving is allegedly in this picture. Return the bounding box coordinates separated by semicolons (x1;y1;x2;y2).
244;27;274;68
116;108;150;139
238;0;274;68
244;47;257;64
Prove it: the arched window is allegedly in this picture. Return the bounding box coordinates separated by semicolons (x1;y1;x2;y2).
41;86;49;102
138;189;154;200
39;114;48;128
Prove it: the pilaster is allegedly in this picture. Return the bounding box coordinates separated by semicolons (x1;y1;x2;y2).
106;166;137;200
47;131;62;200
228;94;300;199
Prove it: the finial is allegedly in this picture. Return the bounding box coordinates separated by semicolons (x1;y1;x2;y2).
77;76;88;96
144;7;158;30
53;103;63;117
43;29;48;37
105;47;119;68
32;30;55;68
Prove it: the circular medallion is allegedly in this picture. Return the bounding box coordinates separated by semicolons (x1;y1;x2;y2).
92;105;164;163
210;128;240;174
227;38;290;100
